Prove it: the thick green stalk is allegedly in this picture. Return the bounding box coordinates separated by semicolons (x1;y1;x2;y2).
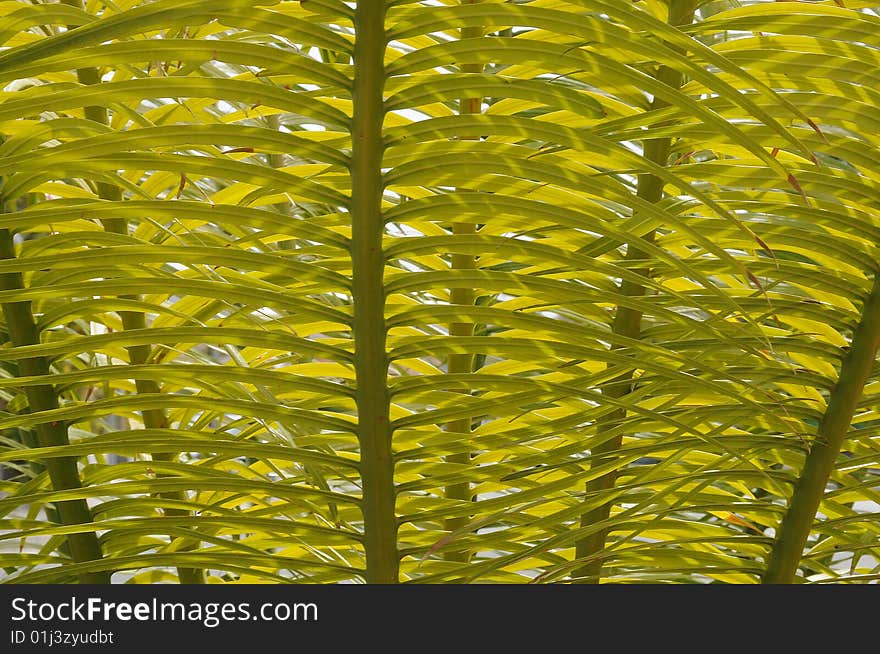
0;228;109;583
351;0;398;583
93;205;203;585
762;278;880;583
86;157;203;586
443;10;483;563
574;0;696;583
64;17;204;582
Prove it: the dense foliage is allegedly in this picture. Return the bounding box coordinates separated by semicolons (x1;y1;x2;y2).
0;0;878;584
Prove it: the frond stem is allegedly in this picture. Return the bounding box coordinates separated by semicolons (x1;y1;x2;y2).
574;0;697;583
0;226;109;583
443;3;484;563
762;277;880;583
352;0;398;583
